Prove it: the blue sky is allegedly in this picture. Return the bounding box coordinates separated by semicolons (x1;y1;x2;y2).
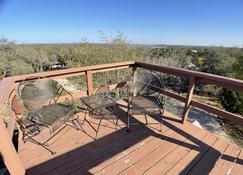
0;0;243;46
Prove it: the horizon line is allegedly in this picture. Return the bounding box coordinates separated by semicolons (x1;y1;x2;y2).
12;42;243;49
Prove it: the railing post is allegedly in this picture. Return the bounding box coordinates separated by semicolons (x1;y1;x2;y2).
86;71;94;96
0;117;25;175
132;66;137;76
182;76;195;123
116;70;120;97
132;66;138;96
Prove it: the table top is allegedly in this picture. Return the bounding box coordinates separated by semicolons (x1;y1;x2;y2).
81;94;116;109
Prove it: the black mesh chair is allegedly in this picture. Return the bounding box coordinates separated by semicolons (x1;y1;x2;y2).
127;71;165;132
15;76;81;154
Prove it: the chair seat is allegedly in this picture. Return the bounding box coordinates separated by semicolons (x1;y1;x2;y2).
27;103;75;131
131;96;162;114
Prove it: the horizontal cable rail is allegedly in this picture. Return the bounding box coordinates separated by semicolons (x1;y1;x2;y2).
135;61;243;92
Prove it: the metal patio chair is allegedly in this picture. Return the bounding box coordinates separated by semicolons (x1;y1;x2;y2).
127;71;165;132
14;76;81;154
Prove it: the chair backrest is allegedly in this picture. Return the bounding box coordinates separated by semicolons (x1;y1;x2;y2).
94;80;128;100
10;94;37;137
94;86;110;95
11;95;25;116
18;76;74;112
129;71;164;97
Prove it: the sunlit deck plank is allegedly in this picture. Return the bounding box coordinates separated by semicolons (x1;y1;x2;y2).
165;133;218;175
230;148;243;175
187;138;230;175
143;127;208;175
209;143;241;175
118;121;199;175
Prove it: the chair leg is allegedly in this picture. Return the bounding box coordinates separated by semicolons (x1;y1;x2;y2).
127;110;130;132
113;116;118;130
43;124;67;145
29;138;56;155
75;119;86;133
115;117;119;126
159;112;163;132
145;113;148;125
83;111;99;133
95;117;103;140
73;120;80;130
103;116;118;130
83;109;89;125
22;131;27;143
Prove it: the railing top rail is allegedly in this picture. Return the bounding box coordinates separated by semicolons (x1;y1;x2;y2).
1;60;243;92
135;61;243;92
5;61;135;83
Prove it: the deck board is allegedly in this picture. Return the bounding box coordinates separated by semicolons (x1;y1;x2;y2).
187;137;230;175
118;121;199;175
17;101;243;175
92;122;178;175
165;133;218;175
230;148;243;175
144;127;208;175
88;121;174;174
209;143;241;175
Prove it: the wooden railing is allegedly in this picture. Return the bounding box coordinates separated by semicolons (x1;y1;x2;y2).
1;60;243;174
135;61;243;125
0;78;25;175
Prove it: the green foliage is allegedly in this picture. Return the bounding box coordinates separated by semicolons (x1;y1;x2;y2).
219;89;243;115
1;33;241;78
219;56;243;115
189;48;236;75
232;56;243;80
0;33;146;78
148;47;191;68
10;59;34;75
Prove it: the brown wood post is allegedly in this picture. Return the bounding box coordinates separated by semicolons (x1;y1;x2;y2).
86;71;94;96
116;70;120;97
132;66;137;76
131;66;138;96
0;117;25;175
182;76;195;123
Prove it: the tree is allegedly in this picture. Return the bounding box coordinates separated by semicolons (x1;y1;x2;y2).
219;56;243;115
232;56;243;80
18;47;51;72
219;89;243;115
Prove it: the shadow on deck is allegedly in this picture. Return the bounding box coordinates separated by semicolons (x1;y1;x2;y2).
18;101;243;175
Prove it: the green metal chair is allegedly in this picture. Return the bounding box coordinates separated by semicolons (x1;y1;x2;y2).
127;71;165;132
15;76;81;154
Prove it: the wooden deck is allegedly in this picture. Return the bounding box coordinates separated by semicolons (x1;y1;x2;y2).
18;101;243;175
